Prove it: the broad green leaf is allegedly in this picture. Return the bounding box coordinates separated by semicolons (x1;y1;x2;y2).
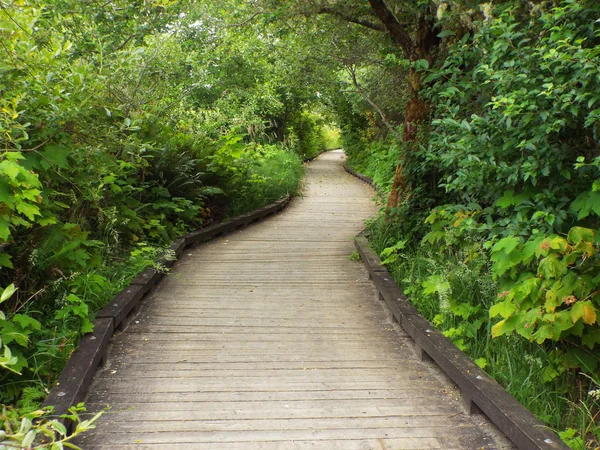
491;319;508;338
15;202;40;221
0;160;21;181
474;358;487;369
1;283;17;303
581;328;600;349
489;300;516;319
0;321;28;346
12;314;41;331
0;253;13;268
541;364;559;382
567;226;594;245
564;348;599;372
571;301;597;325
491;236;520;255
537;254;565;279
532;324;554;344
421;274;450;296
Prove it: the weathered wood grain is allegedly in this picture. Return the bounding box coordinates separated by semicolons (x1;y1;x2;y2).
75;151;512;449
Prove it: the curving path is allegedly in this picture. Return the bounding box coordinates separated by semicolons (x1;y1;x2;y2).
76;151;511;449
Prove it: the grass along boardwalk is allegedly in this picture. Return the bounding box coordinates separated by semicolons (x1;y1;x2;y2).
75;151;512;449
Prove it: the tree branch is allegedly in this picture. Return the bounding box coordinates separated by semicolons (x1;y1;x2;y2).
367;0;415;59
223;10;264;28
317;7;384;32
346;65;401;140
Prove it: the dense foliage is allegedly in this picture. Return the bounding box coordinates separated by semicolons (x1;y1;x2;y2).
343;1;600;446
3;0;599;447
0;0;336;425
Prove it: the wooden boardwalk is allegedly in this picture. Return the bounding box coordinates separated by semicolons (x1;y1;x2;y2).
77;151;511;449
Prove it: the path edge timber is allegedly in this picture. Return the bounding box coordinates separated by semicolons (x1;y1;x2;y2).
344;162;568;450
41;195;292;428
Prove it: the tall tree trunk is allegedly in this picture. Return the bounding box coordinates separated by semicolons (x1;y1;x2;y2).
367;0;438;208
387;83;429;208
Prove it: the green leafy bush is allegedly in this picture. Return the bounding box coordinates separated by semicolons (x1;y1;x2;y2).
0;0;308;418
350;1;600;445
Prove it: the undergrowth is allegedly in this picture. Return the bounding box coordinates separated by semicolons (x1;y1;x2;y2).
363;196;600;449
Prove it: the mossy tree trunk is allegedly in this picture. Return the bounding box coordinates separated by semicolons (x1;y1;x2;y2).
366;0;438;208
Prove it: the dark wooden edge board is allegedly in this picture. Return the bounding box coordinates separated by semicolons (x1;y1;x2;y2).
42;195;291;428
354;234;567;450
343;163;375;188
41;318;113;425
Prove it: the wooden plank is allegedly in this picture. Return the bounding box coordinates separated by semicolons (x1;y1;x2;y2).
80;439;487;450
69;416;478;433
354;235;386;275
86;404;463;419
84;388;443;404
79;438;494;450
74;427;498;445
169;237;186;257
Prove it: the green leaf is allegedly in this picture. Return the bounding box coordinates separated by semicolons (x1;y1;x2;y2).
12;314;41;331
421;274;450;296
541;364;559;382
474;358;487;369
532;324;554;344
495;190;529;208
0;321;28;346
537;254;565;279
1;283;17;303
15;202;40;221
437;30;456;38
0;160;21;181
0;253;13;268
80;318;94;334
490;300;516;319
0;344;20;374
491;319;508;338
567;226;594;245
571;191;600;219
380;239;407;265
414;59;429;71
491;236;520;255
20;188;41;202
571;301;597;325
564;348;598;372
22;430;35;448
581;328;600;349
41;145;71;169
0;217;10;241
